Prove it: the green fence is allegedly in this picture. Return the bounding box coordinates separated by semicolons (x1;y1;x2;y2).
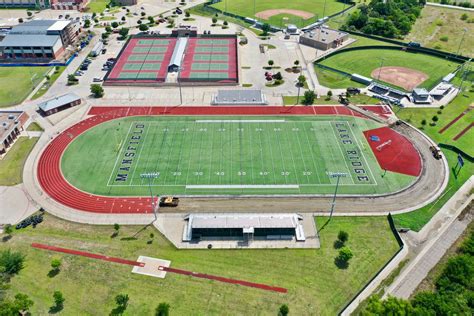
438;143;474;162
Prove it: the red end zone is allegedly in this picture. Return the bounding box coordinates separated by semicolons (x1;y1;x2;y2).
363;127;421;177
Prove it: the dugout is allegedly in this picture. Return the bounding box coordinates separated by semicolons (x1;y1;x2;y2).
183;213;305;242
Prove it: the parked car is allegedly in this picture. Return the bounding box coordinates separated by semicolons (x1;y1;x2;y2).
101;48;107;54
93;77;103;82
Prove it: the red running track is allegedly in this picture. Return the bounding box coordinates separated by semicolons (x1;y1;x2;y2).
32;243;287;293
363;127;422;177
453;122;473;141
38;106;388;214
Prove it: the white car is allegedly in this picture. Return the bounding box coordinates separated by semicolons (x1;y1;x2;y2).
93;77;103;82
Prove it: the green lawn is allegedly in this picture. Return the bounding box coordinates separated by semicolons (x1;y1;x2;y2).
318;49;459;90
31;66;66;100
86;0;110;13
26;122;44;132
61;115;414;196
393;86;474;231
1;215;400;315
0;67;50;107
314;66;365;89
283;94;380;105
211;0;347;28
0;137;38;186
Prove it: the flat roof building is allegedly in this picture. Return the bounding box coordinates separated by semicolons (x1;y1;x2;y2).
212;90;267;105
0;19;79;61
300;27;348;51
0;111;29;156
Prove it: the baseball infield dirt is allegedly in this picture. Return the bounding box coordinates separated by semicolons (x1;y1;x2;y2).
255;9;314;20
371;66;428;91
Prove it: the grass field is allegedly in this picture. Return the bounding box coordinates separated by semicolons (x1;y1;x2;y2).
86;0;110;13
0;67;50;108
318;49;460;90
283;94;380;105
26;122;44;132
31;66;66;100
393;84;474;231
1;214;400;315
210;0;347;28
61;115;415;196
0;137;38;186
405;6;474;58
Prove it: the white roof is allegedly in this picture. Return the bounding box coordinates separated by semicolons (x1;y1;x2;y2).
47;21;70;32
188;213;300;229
169;37;188;68
38;93;80;112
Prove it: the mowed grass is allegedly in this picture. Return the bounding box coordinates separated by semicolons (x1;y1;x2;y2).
61;115;415;196
211;0;346;28
0;137;38;186
318;49;460;90
0;67;50;107
2;214;400;315
86;0;109;13
405;6;474;58
283;94;380;105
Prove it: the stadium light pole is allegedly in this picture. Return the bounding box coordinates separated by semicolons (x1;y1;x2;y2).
377;58;385;82
328;172;348;221
140;172;160;221
456;28;467;57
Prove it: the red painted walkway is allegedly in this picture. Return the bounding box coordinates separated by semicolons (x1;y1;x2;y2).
37;106;392;214
453;122;473;141
363;127;421;177
31;243;287;293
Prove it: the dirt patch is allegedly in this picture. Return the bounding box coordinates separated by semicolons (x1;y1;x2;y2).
371;66;428;91
255;9;314;20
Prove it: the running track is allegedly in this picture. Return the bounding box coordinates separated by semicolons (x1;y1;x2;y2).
37;106;392;214
31;243;287;293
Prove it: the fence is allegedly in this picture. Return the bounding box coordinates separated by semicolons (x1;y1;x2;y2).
0;51;77;67
438;143;474;162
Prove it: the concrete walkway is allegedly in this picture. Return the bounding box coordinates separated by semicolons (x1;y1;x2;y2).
385;176;474;299
0;184;38;225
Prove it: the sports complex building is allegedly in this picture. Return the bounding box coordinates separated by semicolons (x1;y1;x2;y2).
104;32;238;86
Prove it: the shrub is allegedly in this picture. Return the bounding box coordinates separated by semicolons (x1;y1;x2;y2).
421;119;427;126
338;230;349;243
268;60;274;67
155;302;170;316
212;17;217;24
0;249;25;275
139;24;149;31
90;84;104;98
279;304;289;316
440;36;448;42
432;115;439;122
302;90;316;105
51;259;61;270
338;246;353;262
461;13;468;21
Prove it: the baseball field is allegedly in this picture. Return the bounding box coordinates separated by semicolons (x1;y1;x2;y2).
318;49;460;91
60;115;416;197
210;0;349;28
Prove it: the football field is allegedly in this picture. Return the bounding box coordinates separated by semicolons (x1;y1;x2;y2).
61;116;415;196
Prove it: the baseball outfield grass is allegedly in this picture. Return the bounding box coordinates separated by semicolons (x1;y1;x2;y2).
210;0;347;28
61;115;415;196
0;67;50;108
2;214;400;315
318;49;460;90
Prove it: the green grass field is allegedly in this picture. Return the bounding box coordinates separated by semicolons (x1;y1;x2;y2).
86;0;110;13
318;49;459;90
0;137;38;186
210;0;347;28
61;115;415;196
2;214;400;315
0;67;50;108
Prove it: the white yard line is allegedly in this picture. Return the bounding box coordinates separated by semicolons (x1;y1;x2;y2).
186;185;299;189
106;122;134;186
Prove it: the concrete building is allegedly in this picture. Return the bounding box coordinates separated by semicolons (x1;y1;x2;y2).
50;0;86;10
38;93;81;116
183;213;306;243
412;88;432;104
0;0;49;8
299;27;348;51
0;111;29;156
0;20;79;61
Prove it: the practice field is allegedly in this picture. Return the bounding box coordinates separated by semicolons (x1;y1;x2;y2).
0;66;50;107
318;48;460;90
61;115;416;196
210;0;348;28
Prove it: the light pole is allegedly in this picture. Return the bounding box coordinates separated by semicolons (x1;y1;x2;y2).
140;172;160;220
377;58;385;82
456;28;467;57
328;172;348;221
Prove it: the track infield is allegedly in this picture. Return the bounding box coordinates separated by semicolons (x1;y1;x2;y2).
318;48;460;90
59;113;416;197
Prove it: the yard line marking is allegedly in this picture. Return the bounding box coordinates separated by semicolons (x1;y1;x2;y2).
208;123;215;184
130;122;151;185
329;121;355;184
303;122;322;184
107;122;134;186
283;122;301;191
174;122;187;186
293;122;310;184
161;122;179;185
248;121;255;184
274;122;289;185
195;120;285;123
186;185;299;189
347;122;378;186
184;122;198;190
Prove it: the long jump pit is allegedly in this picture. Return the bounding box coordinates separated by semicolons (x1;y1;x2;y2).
371;66;428;91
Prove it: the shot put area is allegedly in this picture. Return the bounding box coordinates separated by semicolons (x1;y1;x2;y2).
104;34;238;86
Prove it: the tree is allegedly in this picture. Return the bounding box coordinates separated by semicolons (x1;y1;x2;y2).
102;33;109;40
27;11;33;17
111;21;119;28
3;224;13;236
297;75;306;87
121;16;126;22
302;90;316;105
362;295;415;315
84;19;90;28
421;119;427;126
137;19;142;25
185;11;190;18
0;249;25;275
140;11;146;17
90;84;104;98
148;16;154;24
223;21;228;26
119;27;129;39
105;25;113;33
268;60;274;67
338;246;353;262
338;230;349;243
139;24;149;31
51;258;61;270
114;223;120;231
53;291;65;307
115;294;129;308
432;115;439;122
261;23;271;36
461;13;468;20
278;304;289;316
68;74;78;83
155;302;170;316
294;60;300;67
18;18;24;23
327;90;333;97
14;293;34;314
273;72;282;80
212;17;217;24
